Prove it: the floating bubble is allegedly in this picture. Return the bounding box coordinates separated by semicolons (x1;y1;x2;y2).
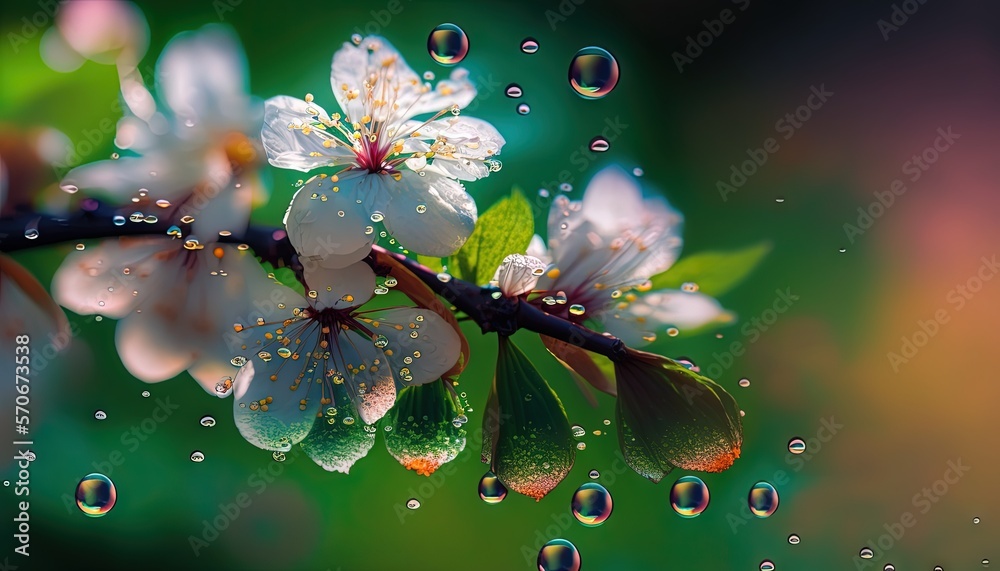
884;565;895;571
748;481;779;517
589;137;610;152
788;533;800;545
75;473;117;517
478;471;507;504
200;415;216;427
427;23;469;66
520;38;539;54
738;378;750;388
860;548;874;559
787;438;806;454
568;46;619;99
94;410;107;420
406;498;420;510
571;482;613;527
141;390;150;398
775;197;785;203
505;83;523;98
670;475;709;517
760;561;775;571
517;103;530;115
537;539;580;571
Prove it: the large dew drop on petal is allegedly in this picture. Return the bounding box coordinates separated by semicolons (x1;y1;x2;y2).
284;171;377;268
385;380;466;476
490;338;575;501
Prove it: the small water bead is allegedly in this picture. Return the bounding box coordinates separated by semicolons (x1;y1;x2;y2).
559;183;573;193
666;327;680;337
983;560;990;567
155;199;170;208
75;243;86;250
571;425;586;439
272;451;286;462
478;471;507;504
24;227;39;240
568;46;620;99
342;416;355;426
739;378;751;388
113;215;126;226
839;248;847;253
199;415;216;427
933;567;943;571
775;197;785;203
537;539;580;571
141;390;150;398
788;534;800;545
436;272;452;283
571;482;613;527
883;565;895;571
231;356;248;367
144;215;158;224
760;561;775;571
576;442;586;451
748;481;780;518
406;498;420;510
788;438;806;454
351;33;362;45
589;137;610;152
190;451;205;463
415;203;427;214
505;83;522;98
588;469;600;479
670;475;709;517
422;71;435;81
75;473;117;517
633;167;644;177
129;211;145;223
61;183;79;194
370;212;385;223
94;410;107;420
681;282;700;292
538;188;550;198
520;38;539;54
427;23;469;66
860;548;874;559
517;103;530;115
974;516;981;524
568;304;586;316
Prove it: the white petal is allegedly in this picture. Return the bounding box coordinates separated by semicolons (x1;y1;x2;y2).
62;151;205;202
51;237;176;318
599;290;733;346
115;310;195;382
382;170;476;257
357;308;460;386
261;95;357;172
300;387;376;474
491;254;546;296
155;25;250;125
283;171;377;267
330;330;396;424
55;0;148;64
232;358;318;452
302;261;375;310
526;234;550;263
400;116;505;181
330;37;476;125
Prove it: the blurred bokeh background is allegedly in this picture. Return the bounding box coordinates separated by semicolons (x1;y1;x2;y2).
1;0;998;569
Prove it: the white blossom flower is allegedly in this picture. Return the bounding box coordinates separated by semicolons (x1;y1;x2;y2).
262;35;504;262
228;260;461;472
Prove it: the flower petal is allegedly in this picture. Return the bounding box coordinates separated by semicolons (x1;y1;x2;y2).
540;335;615;405
357;307;460;387
401;116;504;181
61;152;205;202
599;290;734;345
115;309;196;383
233;358;319;451
190;170;251;239
615;349;742;479
283;171;377;268
385;380;466;476
302;261;374;311
481;381;500;465
261;95;357;171
491;254;546;297
329;330;396;424
526;234;550;263
382;170;477;257
491;338;575;501
299;383;376;473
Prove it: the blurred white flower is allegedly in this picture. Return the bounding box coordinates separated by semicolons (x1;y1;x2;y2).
263;35;504;261
41;0;149;72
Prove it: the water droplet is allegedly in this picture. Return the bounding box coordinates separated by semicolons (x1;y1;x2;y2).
633;167;644;176
427;23;469;66
571;425;586;439
738;378;750;388
406;498;421;510
681;281;700;292
436;272;452;283
351;33;362;45
568;46;620;99
569;304;585;316
670;475;710;517
589;137;610;152
155;199;171;208
537;539;580;571
588;469;600;479
748;481;780;518
576;442;586;450
231;355;248;367
559;183;572;193
538;188;550;198
272;451;286;462
505;83;523;98
415;203;427;214
422;70;435;81
974;516;981;524
94;410;107;420
520;38;539;54
75;473;117;517
839;248;847;253
860;548;874;559
111;152;120;159
370;211;384;223
982;559;989;567
883;565;895;571
373;334;389;349
478;471;507;504
788;533;800;545
143;214;158;224
190;451;205;463
24;227;39;240
61;183;79;194
666;327;680;337
342;416;355;425
517;103;530;115
113;215;126;226
788;438;806;454
571;482;613;527
199;415;216;427
129;211;145;223
760;561;775;571
141;390;150;398
75;243;86;250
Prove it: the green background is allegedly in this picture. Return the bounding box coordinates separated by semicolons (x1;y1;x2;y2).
1;0;997;569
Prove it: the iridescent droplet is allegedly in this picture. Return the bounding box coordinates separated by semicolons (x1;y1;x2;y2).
568;46;620;99
94;410;107;420
860;548;874;559
788;438;806;455
190;451;205;463
478;471;507;504
537;539;580;571
406;498;420;510
670;475;709;517
748;481;780;518
760;561;775;571
75;473;116;517
199;415;216;427
427;23;469;66
517;103;530;115
589;137;610;152
568;304;585;316
571;482;613;527
505;83;522;98
788;533;800;545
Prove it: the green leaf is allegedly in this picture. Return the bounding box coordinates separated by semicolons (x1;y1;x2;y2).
648;242;771;296
451;190;534;285
260;261;305;297
416;255;444;274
